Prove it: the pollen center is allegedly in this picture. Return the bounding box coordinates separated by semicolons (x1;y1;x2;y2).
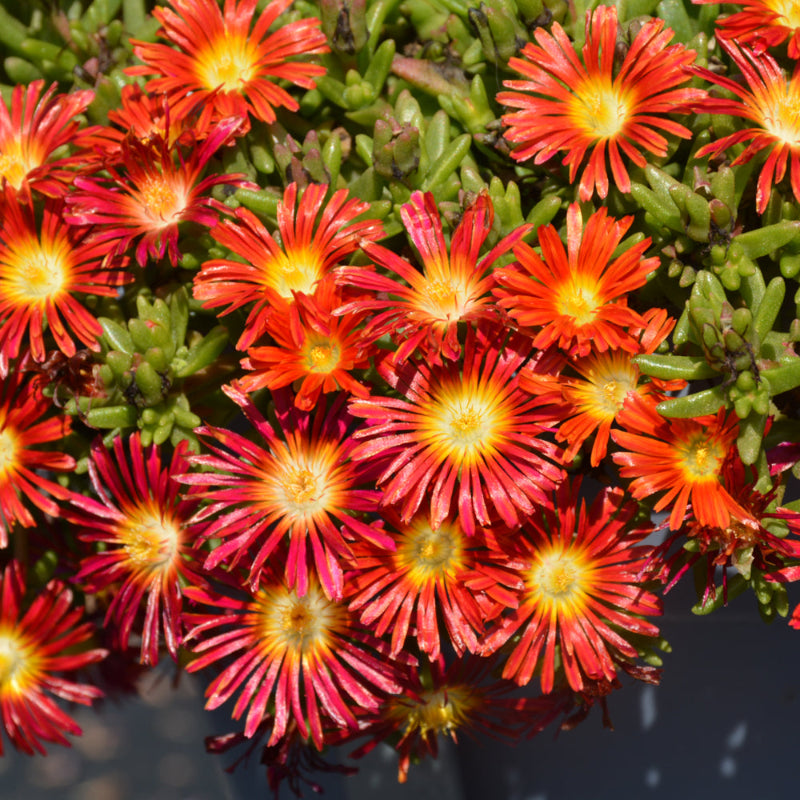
678;434;725;481
532;549;585;603
280;464;327;514
198;34;258;92
572;77;631;139
393;685;475;737
760;86;800;146
273;253;322;298
423;278;470;320
305;341;340;374
140;176;182;222
449;405;487;446
0;632;35;692
119;509;180;571
0;140;38;190
557;283;599;326
397;520;463;583
12;241;69;301
0;428;18;478
770;0;800;27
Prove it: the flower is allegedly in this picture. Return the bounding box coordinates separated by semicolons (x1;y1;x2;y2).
693;0;800;59
66;434;207;665
494;204;658;357
180;383;391;601
520;308;679;466
238;275;374;409
0;199;129;364
0;80;95;199
345;510;522;660
130;0;329;128
481;481;662;693
336;190;530;363
65;117;248;267
0;367;75;548
694;39;800;213
499;5;704;200
349;325;564;536
193;182;383;349
612;394;748;531
0;561;107;755
183;567;405;745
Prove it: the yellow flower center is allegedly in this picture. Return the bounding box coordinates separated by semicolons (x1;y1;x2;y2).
449;404;487;445
556;281;600;327
304;340;340;374
421;277;471;321
0;139;39;191
118;509;181;573
282;467;320;507
140;176;182;223
572;352;640;420
759;82;800;146
198;33;258;92
768;0;800;27
389;685;477;738
571;77;631;139
530;547;587;607
396;520;464;584
272;252;322;298
6;238;70;302
678;433;725;481
0;428;18;480
0;630;38;694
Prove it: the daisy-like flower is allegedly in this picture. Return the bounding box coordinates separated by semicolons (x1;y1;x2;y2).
694;39;800;213
0;367;75;547
193;182;383;349
612;394;748;531
336;190;530;363
520;308;680;466
130;0;329;128
183;566;406;745
0;80;95;199
65;117;248;267
499;5;704;200
66;434;207;665
238;275;374;409
482;480;662;693
494;204;658;358
349;325;565;536
180;383;392;601
0;199;129;365
693;0;800;59
345;509;522;660
0;560;107;755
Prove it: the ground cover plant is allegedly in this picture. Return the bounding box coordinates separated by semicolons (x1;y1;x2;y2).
2;0;800;793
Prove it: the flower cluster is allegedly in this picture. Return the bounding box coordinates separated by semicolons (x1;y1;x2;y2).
2;0;800;794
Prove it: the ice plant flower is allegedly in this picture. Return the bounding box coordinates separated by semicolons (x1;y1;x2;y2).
336;190;531;363
0;561;107;755
612;394;748;531
482;481;662;693
65;117;248;267
0;367;74;547
693;0;800;59
130;0;329;127
494;204;658;358
66;434;207;665
499;5;704;200
345;510;523;659
181;383;392;601
520;309;680;466
349;325;565;535
694;39;800;213
193;182;383;349
0;199;130;365
238;276;374;409
183;566;406;746
0;80;95;199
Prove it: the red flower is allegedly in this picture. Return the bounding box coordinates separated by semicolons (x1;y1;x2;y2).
482;481;662;693
65;118;248;267
337;190;530;363
694;39;800;213
180;384;391;601
499;5;704;200
0;80;95;199
193;182;383;349
349;325;564;535
183;566;406;746
130;0;329;128
0;367;74;548
0;199;129;364
0;561;107;755
66;434;207;665
494;204;657;357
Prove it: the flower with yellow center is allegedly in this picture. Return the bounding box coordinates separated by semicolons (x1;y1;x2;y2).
339;191;531;363
695;39;800;213
130;0;329;127
499;5;704;200
483;481;662;693
183;382;391;602
613;394;748;531
0;561;106;755
68;434;206;666
350;325;565;535
184;568;403;747
495;204;658;358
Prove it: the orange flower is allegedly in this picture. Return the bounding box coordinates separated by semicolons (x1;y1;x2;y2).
494;204;658;357
499;5;704;200
612;394;748;531
130;0;329;128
